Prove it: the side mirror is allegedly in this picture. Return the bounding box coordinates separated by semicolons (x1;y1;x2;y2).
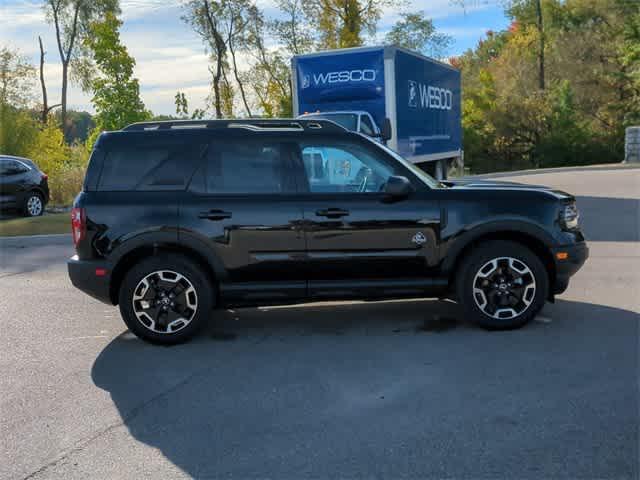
384;175;413;198
380;118;392;142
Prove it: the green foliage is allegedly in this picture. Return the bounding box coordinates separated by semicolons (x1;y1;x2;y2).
26;121;88;205
84;12;149;147
59;110;95;143
303;0;393;49
0;47;38;157
385;11;452;58
0;47;35;109
458;0;637;173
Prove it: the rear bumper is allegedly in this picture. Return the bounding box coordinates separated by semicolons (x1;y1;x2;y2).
552;241;589;294
67;255;113;304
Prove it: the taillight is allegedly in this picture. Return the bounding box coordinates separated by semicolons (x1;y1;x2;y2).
41;172;48;181
71;207;86;246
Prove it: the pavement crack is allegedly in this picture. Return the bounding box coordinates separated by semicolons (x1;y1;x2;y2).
21;367;208;480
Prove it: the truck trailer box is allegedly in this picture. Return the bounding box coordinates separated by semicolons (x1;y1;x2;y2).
292;46;462;178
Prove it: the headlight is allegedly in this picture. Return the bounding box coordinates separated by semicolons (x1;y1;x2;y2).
560;202;579;230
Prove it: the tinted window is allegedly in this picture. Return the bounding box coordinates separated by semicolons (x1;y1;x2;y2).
202;141;293;194
0;160;10;176
98;141;206;191
0;159;29;176
299;141;402;193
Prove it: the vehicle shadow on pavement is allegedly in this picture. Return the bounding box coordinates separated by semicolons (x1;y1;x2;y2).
575;196;639;242
91;298;638;479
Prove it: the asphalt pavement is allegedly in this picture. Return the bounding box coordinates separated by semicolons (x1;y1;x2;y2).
1;166;638;479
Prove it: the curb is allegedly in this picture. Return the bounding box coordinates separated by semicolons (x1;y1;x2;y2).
466;163;640;179
0;234;71;248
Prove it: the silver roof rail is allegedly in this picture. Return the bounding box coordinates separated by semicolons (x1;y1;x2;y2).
122;118;346;133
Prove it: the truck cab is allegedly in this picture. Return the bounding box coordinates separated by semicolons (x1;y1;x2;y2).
297;111;389;143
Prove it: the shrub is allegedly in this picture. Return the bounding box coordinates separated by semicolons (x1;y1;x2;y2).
26;122;89;206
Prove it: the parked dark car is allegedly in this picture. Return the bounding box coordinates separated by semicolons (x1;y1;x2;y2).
0;155;49;217
68;119;588;344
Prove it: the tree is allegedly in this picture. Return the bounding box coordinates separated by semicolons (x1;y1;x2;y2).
184;0;229;118
0;47;38;156
38;37;61;124
184;0;257;118
385;11;452;58
0;47;35;109
175;91;206;119
455;0;638;173
240;6;292;117
271;0;315;55
303;0;392;48
59;110;95;143
43;0;120;137
84;12;149;147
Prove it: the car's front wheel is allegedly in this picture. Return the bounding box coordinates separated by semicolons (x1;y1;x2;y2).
119;254;214;344
23;192;44;217
456;240;548;329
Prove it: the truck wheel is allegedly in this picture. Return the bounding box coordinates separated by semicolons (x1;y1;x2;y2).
434;159;447;181
456;240;548;330
118;254;214;345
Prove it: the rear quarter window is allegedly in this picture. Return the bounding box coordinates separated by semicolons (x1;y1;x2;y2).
98;139;206;191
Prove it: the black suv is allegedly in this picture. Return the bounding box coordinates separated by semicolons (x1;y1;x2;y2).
0;155;50;217
68;119;588;344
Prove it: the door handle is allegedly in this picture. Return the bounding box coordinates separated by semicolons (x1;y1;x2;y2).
198;209;232;220
316;208;349;218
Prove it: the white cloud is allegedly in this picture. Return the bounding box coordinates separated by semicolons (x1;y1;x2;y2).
120;0;181;21
439;26;492;38
0;0;43;28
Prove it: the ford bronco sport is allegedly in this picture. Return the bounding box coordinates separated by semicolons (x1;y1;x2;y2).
68;119;588;344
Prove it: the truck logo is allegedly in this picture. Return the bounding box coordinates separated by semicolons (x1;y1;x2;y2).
302;69;376;88
408;80;453;110
408;80;418;107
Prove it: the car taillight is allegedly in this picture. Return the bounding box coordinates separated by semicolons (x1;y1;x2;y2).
41;172;48;181
71;208;86;246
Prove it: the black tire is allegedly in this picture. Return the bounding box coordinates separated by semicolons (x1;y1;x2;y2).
456;240;548;330
23;192;44;217
118;254;214;345
422;160;448;181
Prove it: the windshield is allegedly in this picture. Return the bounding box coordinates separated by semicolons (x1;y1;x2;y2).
302;113;358;131
360;135;444;189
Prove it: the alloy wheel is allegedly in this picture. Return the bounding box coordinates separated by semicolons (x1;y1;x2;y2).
132;270;198;334
472;256;536;320
27;195;42;216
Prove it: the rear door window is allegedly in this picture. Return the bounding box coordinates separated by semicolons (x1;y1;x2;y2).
98;140;206;191
0;159;29;176
195;141;295;195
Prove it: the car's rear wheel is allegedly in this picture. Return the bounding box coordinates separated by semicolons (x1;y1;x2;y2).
23;192;43;217
456;240;548;329
119;254;214;344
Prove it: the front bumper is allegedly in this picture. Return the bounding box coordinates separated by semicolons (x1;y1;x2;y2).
67;255;113;304
551;241;589;294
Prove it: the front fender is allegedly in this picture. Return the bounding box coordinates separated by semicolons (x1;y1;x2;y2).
440;218;556;275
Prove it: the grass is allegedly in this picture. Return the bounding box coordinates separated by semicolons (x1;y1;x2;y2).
0;212;70;237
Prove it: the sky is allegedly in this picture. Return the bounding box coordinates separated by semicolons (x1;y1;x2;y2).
0;0;510;116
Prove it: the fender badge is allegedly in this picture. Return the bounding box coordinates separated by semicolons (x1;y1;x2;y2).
412;232;427;245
